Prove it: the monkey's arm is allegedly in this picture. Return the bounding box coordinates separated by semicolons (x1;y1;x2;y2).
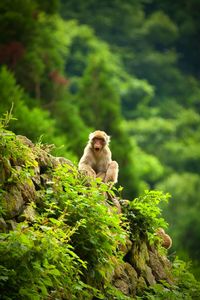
104;161;119;184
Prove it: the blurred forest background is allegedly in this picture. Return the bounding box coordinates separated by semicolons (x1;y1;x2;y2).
0;0;200;278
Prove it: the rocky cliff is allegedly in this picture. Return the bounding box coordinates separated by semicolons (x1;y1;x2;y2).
0;129;199;300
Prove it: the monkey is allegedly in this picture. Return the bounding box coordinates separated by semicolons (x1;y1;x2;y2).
78;130;121;213
78;130;119;184
156;228;172;249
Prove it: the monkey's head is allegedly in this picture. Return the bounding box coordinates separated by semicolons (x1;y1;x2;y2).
156;227;172;249
156;228;165;235
89;130;110;152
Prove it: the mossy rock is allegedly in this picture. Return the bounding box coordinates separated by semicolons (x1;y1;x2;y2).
1;185;25;219
0;158;11;183
113;262;138;296
130;241;149;272
149;247;173;284
20;179;37;203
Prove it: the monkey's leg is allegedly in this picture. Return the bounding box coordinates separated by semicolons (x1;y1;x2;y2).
104;161;119;184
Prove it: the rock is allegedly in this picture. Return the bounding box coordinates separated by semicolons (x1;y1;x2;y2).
149;248;173;284
6;219;17;230
0;161;6;183
22;204;36;222
40;173;54;187
0;158;11;183
136;276;147;295
16;135;34;147
31;166;41;189
143;265;156;285
36;150;54;170
0;217;7;232
2;185;25;219
125;262;138;294
119;238;132;255
20;179;36;203
128;241;156;286
56;156;74;167
113;262;138;296
130;241;149;272
0;132;176;298
114;279;130;295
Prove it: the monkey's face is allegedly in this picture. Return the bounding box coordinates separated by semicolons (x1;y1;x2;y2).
92;137;106;152
89;130;110;147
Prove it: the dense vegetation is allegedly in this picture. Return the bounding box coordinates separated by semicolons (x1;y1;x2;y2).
0;121;200;299
0;0;200;283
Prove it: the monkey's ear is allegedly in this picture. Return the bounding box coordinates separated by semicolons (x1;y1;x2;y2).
106;134;111;144
89;132;94;141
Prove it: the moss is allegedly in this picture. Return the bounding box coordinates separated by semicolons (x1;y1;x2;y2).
0;158;11;184
2;185;24;219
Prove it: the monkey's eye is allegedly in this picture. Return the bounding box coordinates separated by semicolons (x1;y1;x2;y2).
93;138;106;144
99;138;105;142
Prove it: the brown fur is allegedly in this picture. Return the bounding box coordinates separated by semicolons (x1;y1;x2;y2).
78;130;119;184
156;228;172;249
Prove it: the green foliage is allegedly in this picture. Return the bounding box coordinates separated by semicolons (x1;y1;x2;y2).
126;104;200;267
126;108;200;174
0;128;127;298
0;67;75;160
158;173;200;261
75;50;141;197
77;50;122;130
0;221;90;300
0;66;23;113
125;190;170;243
172;258;200;299
129;139;164;189
143;11;179;46
121;77;154;119
0;126;36;173
0;0;37;45
13;101;76;159
1;125;200;298
52;96;91;156
142;258;200;300
15;15;78;100
39;164;127;282
1;0;200;286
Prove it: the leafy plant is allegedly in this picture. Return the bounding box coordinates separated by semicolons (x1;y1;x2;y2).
141;258;200;300
38;163;128;285
0;219;94;300
125;190;170;243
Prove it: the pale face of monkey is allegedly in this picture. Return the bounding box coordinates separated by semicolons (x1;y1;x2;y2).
92;137;106;152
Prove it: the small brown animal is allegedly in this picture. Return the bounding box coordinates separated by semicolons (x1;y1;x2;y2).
156;228;172;249
78;130;119;184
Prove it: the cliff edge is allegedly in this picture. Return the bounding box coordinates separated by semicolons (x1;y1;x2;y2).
0;128;199;299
